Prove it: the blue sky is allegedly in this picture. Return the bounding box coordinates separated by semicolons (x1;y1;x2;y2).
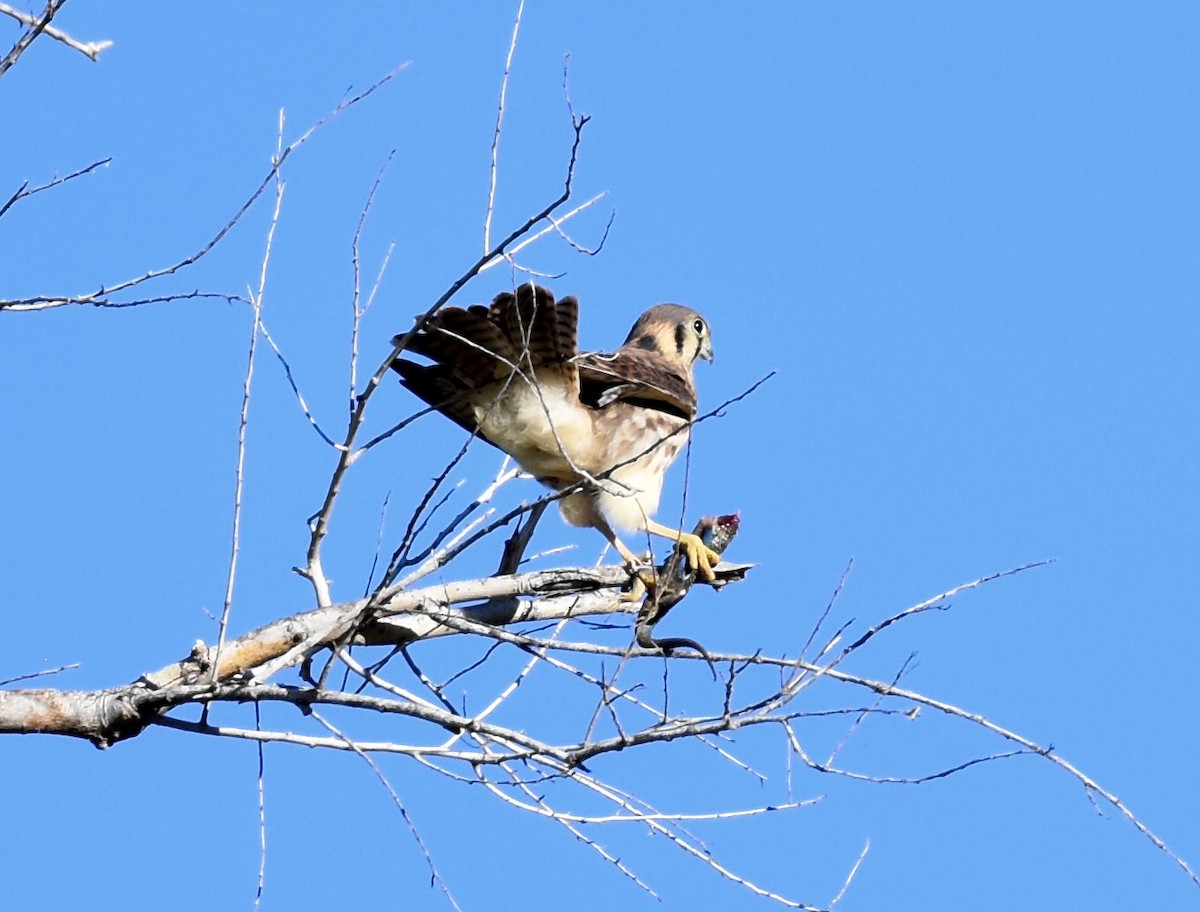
3;4;1199;910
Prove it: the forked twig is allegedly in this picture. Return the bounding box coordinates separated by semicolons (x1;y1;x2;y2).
211;119;285;681
0;157;110;220
2;65;408;312
0;1;110;65
0;0;62;78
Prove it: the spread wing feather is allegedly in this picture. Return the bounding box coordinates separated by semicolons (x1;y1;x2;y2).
391;284;582;447
390;360;499;444
404;307;515;381
489;286;579;377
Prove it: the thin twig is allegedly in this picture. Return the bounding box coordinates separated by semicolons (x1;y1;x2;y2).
0;0;62;79
0;157;110;220
309;711;462;912
0;2;110;63
252;702;267;912
0;663;80;686
800;557;853;661
1;65;407;312
304;110;594;605
837;559;1056;658
483;0;525;254
829;840;869;908
212;120;285;679
350;152;395;405
259;318;339;448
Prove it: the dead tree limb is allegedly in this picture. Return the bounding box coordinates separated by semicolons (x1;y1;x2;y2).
0;562;747;748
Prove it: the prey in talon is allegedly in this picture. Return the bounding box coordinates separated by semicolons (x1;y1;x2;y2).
634;514;742;677
656;513;742;606
391;282;716;578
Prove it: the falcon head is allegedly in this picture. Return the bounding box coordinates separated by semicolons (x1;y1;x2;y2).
623;304;714;367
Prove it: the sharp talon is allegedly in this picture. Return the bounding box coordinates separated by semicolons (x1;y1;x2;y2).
620;557;658;603
620;580;645;603
677;533;720;582
638;564;660;597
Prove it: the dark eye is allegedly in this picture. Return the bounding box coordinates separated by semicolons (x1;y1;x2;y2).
692;318;705;335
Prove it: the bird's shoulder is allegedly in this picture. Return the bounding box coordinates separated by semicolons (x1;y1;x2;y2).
575;347;697;420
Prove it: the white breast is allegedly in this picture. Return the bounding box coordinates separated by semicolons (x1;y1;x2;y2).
590;404;689;532
475;373;594;483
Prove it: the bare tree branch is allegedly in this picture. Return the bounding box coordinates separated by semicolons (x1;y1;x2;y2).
0;663;80;686
7;16;1194;907
0;156;110;220
3;507;1193;899
0;64;408;312
0;0;62;78
0;1;110;66
301;109;597;607
212;125;286;681
483;0;524;254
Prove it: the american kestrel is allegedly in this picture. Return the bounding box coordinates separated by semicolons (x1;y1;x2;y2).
390;283;720;580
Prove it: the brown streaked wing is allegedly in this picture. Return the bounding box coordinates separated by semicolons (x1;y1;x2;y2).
551;295;580;365
490;285;579;387
576;348;697;419
394;307;515;387
391;359;501;449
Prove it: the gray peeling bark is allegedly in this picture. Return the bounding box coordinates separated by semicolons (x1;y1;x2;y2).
0;686;150;746
0;565;650;749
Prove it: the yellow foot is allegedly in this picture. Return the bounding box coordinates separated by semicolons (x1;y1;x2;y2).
675;531;721;582
620;558;658;603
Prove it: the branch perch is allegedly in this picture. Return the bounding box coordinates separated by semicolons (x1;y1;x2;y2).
0;562;748;748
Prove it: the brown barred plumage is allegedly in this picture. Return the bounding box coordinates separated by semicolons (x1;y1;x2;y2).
391;283;719;579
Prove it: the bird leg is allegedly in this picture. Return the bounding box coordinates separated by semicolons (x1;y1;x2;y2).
615;541;659;603
591;517;659;602
643;519;721;581
595;515;722;599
